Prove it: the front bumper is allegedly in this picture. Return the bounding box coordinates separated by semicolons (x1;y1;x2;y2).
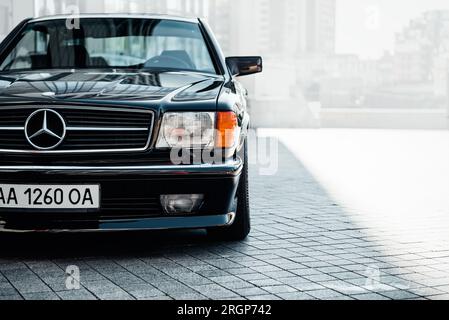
0;213;236;233
0;158;243;232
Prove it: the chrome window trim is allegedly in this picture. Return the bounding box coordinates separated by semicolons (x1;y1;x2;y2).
0;105;155;154
31;14;199;24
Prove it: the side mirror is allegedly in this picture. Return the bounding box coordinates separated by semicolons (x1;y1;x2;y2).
226;56;263;77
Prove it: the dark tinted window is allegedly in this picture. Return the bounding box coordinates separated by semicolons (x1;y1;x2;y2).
0;18;216;74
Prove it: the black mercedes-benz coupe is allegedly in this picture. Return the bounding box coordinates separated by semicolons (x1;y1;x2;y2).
0;14;262;240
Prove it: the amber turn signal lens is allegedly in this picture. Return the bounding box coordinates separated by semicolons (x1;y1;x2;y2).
216;112;238;148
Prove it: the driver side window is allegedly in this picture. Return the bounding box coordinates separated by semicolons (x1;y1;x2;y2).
0;29;49;71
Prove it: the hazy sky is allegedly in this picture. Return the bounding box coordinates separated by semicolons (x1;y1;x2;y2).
336;0;449;59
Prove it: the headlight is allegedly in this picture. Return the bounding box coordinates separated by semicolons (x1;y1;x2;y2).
156;112;215;148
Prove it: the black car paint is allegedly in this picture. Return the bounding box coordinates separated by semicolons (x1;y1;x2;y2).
0;16;251;232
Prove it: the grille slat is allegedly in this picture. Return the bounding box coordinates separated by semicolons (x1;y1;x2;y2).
65;113;150;119
0;106;153;153
67;121;149;126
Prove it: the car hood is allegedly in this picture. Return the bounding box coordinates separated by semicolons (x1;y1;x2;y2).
0;70;224;104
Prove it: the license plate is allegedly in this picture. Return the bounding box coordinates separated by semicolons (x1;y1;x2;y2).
0;184;100;209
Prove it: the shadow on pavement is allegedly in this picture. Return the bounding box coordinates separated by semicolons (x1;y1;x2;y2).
0;229;223;259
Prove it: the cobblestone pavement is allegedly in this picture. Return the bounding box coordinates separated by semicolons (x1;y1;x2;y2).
1;132;449;300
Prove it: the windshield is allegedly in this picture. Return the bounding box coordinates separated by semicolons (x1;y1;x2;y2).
0;18;217;74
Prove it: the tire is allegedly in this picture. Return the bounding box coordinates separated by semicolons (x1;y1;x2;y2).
208;141;251;241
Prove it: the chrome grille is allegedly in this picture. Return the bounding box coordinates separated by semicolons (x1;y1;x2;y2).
0;106;154;153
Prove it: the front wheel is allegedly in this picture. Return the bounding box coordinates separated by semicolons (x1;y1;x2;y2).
208;142;250;241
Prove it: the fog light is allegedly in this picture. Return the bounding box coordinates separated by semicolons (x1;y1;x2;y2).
160;194;204;214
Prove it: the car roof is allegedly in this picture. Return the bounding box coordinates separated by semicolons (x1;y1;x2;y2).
30;13;199;24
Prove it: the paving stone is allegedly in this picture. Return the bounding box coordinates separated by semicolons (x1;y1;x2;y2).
0;283;19;297
23;291;61;300
261;285;297;294
120;283;164;299
11;279;52;294
307;289;345;299
56;289;97;300
248;277;283;287
232;287;269;297
220;280;256;290
190;284;239;299
246;295;282;300
94;290;135;300
277;292;316;300
169;292;209;300
428;293;449;300
138;295;173;300
352;293;391;300
83;279;120;293
380;290;421;300
0;294;23;300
